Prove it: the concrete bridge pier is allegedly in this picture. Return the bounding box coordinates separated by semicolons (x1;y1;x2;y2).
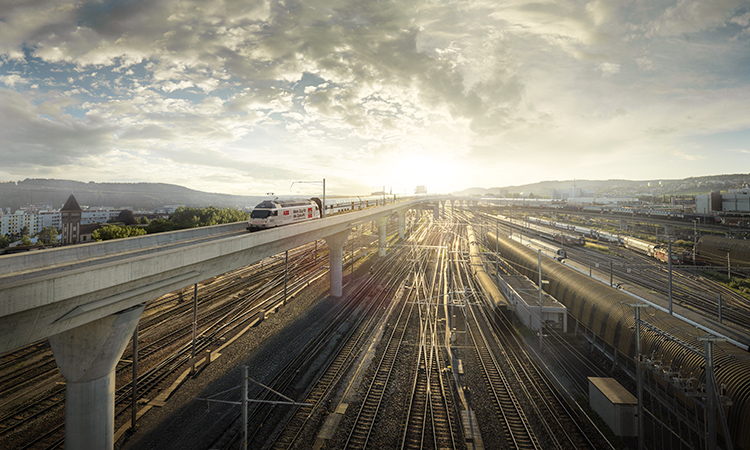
324;230;351;297
47;304;145;450
433;205;439;221
376;216;389;256
397;209;407;240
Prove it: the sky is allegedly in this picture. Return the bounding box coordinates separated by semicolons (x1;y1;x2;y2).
1;0;749;196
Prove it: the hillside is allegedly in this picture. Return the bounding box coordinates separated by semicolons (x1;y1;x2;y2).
3;174;748;211
0;179;263;211
455;174;750;198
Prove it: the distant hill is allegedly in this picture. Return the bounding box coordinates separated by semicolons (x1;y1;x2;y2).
454;174;750;198
0;179;264;211
3;174;748;212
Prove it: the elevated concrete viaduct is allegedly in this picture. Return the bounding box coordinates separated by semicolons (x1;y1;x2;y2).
0;197;462;449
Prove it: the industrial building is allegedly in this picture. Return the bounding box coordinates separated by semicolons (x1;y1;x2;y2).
695;188;750;213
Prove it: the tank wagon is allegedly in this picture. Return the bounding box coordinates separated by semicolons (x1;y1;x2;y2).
696;236;750;268
466;226;512;316
485;230;750;450
247;198;321;231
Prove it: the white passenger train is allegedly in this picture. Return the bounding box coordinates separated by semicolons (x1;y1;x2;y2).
247;198;322;231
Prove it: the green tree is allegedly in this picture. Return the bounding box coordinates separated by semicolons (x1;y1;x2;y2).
0;235;9;249
145;219;176;233
92;224;147;241
37;227;59;245
20;235;33;246
167;206;249;229
117;210;136;225
138;216;150;225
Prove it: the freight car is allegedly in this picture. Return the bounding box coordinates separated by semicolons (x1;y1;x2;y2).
467;225;511;316
511;234;566;260
485;230;750;450
247;198;322;231
695;235;750;268
622;236;659;257
526;215;620;243
653;247;684;265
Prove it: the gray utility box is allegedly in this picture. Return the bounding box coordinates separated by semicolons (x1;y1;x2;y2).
588;377;638;437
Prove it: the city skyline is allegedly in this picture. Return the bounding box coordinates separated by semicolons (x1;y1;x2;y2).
1;0;749;196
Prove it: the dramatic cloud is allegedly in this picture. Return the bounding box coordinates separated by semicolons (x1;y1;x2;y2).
0;0;748;195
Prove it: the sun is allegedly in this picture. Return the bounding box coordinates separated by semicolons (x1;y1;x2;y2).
384;153;461;194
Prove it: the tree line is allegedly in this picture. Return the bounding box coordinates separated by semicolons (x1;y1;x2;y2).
0;206;249;247
96;206;249;241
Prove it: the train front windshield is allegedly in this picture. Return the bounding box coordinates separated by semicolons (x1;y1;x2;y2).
250;210;271;219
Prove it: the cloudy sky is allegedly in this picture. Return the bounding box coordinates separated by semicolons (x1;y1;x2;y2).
1;0;749;196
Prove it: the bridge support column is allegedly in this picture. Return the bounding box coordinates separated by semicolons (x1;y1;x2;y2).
440;201;444;218
48;304;145;450
433;205;439;221
397;210;407;240
324;230;350;297
376;216;389;256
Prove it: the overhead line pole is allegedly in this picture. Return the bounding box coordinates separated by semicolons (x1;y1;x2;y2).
290;178;326;218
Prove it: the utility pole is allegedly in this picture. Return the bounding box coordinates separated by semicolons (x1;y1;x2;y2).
693;219;698;265
242;366;248;450
495;219;499;281
191;283;198;374
538;249;543;350
668;242;673;314
727;252;731;281
291;179;326;217
131;324;138;429
631;303;647;450
284;251;288;305
698;337;723;450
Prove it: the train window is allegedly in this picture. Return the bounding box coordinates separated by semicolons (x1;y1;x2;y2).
250;210;271;218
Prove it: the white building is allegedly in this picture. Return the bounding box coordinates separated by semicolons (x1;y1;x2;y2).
695;189;750;214
81;208;121;225
551;187;595;200
1;205;123;237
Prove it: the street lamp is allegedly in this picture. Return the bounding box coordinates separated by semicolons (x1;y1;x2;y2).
290;178;326;218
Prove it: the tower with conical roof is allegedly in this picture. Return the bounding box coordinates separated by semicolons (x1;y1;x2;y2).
61;194;82;245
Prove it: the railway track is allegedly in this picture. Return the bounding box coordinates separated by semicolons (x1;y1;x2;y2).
0;236;350;450
204;223;419;449
400;228;457;450
567;245;750;331
267;273;407;449
486;211;750;333
343;277;416;449
452;248;541;450
4;212;642;450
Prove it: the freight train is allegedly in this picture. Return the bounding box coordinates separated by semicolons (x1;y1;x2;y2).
526;216;620;243
484;230;750;450
529;215;684;264
579;205;725;224
247;198;322;231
